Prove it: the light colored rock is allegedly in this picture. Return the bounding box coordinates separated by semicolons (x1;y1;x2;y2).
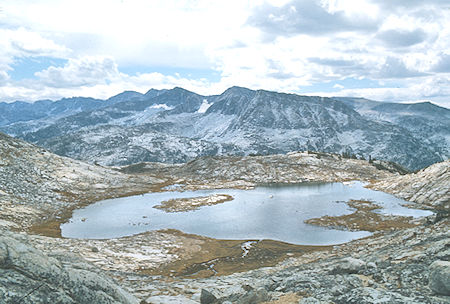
145;295;198;304
371;160;449;209
0;231;138;304
332;257;366;274
299;297;321;303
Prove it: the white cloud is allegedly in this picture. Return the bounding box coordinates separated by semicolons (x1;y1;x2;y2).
375;57;426;79
35;56;120;88
315;75;450;108
1;0;254;68
0;71;10;85
0;27;70;90
0;27;69;61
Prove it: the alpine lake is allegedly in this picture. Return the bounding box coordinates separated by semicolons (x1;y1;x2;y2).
61;181;432;246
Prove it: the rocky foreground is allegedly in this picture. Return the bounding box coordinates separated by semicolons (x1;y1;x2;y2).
0;132;449;303
134;217;449;304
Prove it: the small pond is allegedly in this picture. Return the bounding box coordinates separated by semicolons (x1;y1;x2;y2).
61;181;432;245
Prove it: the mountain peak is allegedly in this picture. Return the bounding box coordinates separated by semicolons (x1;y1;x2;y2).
222;86;255;95
169;87;200;95
107;91;144;103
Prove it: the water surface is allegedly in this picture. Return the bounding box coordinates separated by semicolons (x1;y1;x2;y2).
61;182;432;245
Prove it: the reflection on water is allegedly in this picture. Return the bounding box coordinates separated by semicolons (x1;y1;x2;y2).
61;182;432;245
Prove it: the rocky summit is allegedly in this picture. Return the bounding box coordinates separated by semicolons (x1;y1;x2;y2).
1;87;448;170
0;132;449;303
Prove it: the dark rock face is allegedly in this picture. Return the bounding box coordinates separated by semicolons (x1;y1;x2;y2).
200;289;217;304
1;87;448;170
0;231;138;304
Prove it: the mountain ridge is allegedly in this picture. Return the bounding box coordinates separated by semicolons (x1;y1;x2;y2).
1;87;448;170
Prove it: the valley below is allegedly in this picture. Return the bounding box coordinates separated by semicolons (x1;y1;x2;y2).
1;132;449;303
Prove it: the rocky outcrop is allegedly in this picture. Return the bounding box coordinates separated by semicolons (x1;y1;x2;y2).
0;230;138;304
122;151;401;187
370;160;449;209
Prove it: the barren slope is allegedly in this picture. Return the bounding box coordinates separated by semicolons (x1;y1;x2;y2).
371;160;449;209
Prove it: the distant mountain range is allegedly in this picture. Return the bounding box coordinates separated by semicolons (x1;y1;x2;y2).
1;87;449;170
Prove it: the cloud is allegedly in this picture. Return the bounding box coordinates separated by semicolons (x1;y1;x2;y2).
373;0;450;9
247;0;379;38
266;59;296;79
307;56;374;81
376;57;427;79
432;53;450;73
35;56;119;88
309;58;356;67
376;28;427;48
316;75;450;107
0;27;70;87
1;0;251;69
0;27;69;58
0;71;10;85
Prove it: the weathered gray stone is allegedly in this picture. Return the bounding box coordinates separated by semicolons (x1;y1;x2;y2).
299;297;321;303
0;232;138;304
332;257;366;274
335;287;422;304
429;260;450;295
236;288;269;304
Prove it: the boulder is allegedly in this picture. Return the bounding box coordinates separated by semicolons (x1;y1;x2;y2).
200;289;218;304
429;260;450;295
332;257;366;274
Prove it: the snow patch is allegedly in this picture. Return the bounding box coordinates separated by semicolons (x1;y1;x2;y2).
150;104;173;110
197;99;213;113
241;241;258;258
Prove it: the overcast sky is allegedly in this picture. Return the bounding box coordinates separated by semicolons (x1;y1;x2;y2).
0;0;449;107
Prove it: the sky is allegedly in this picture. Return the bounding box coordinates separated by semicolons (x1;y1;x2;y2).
0;0;449;107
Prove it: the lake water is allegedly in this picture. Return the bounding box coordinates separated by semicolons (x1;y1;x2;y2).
61;182;433;245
